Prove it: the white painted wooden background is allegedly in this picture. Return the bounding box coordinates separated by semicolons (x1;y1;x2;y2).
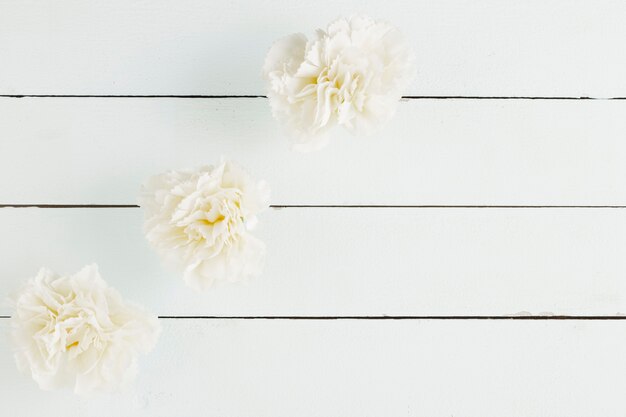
1;0;626;415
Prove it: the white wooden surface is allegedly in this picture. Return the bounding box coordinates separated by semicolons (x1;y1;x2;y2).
1;98;626;205
1;0;626;415
1;0;625;96
3;319;626;416
1;207;626;316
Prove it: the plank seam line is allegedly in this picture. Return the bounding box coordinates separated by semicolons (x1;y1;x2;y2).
1;315;626;320
156;316;626;320
1;95;626;100
2;204;626;209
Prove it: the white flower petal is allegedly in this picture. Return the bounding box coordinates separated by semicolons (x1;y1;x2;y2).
140;160;270;290
262;15;416;151
11;265;160;394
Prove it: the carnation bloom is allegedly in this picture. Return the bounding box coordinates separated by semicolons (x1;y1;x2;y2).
140;160;270;291
263;15;415;151
11;265;160;394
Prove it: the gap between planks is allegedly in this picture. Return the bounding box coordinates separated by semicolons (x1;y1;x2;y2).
1;95;626;100
2;205;626;209
1;315;626;320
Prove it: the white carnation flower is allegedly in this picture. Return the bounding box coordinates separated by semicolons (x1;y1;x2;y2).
140;160;270;291
263;15;415;151
11;265;160;395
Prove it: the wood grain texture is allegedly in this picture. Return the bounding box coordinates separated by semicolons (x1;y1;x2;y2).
2;0;626;412
1;207;625;316
1;97;626;205
2;318;626;416
1;0;625;96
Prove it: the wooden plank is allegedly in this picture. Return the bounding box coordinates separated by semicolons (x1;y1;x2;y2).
1;207;625;316
1;98;625;205
1;0;625;96
2;318;626;416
